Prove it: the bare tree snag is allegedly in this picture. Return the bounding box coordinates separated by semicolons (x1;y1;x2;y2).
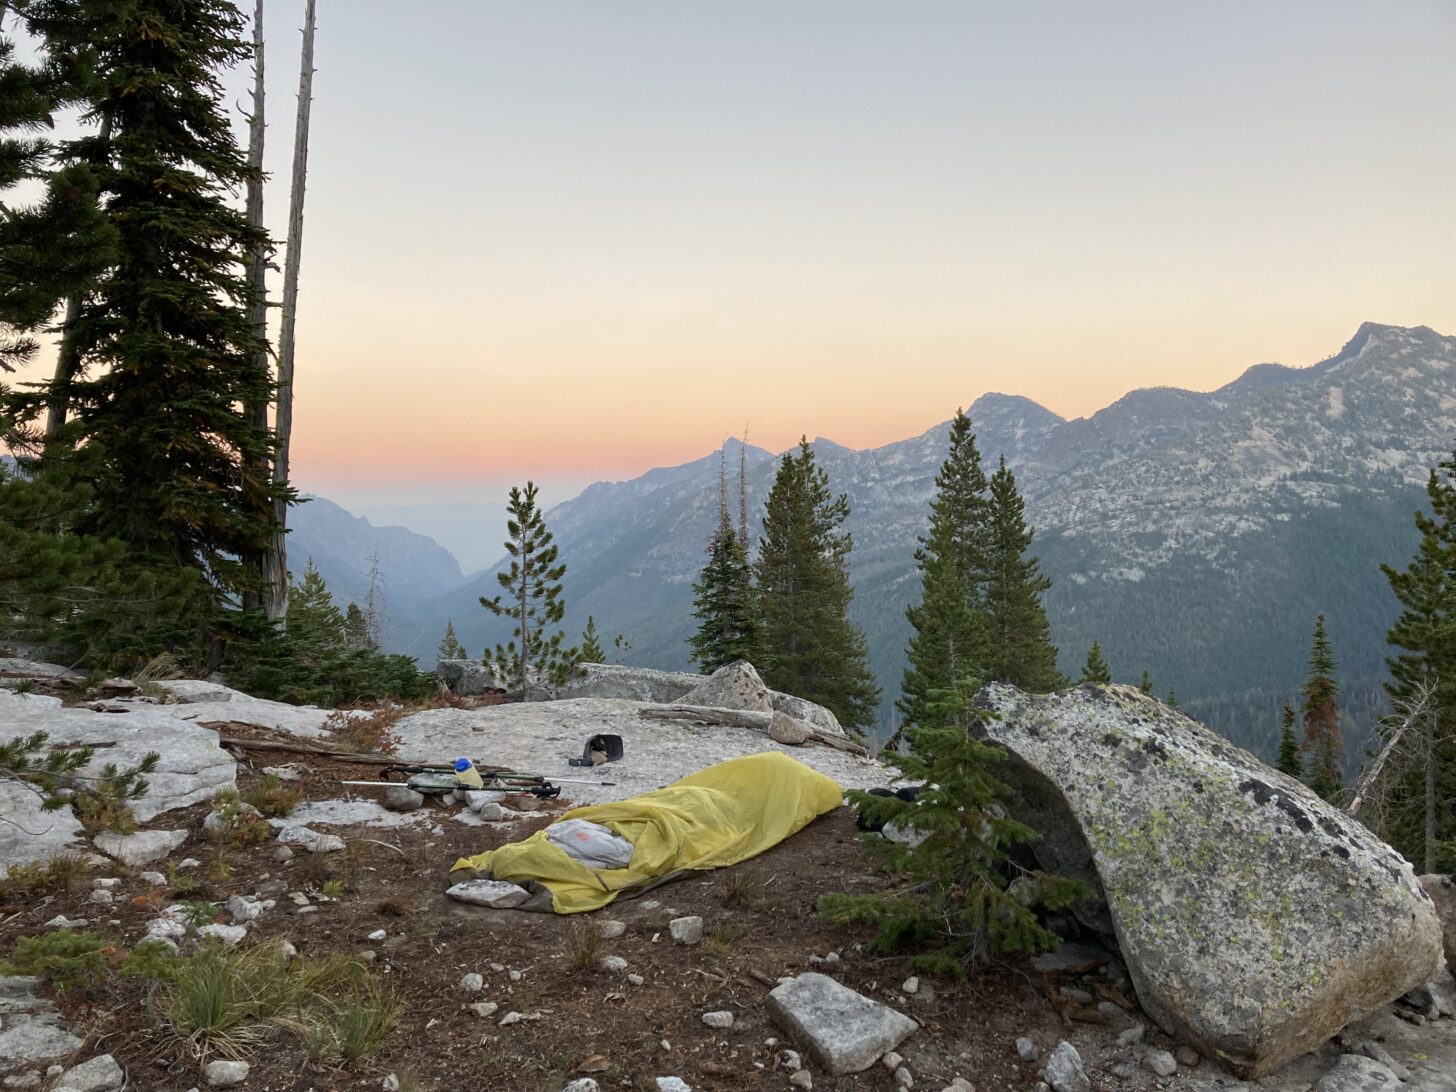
265;0;316;622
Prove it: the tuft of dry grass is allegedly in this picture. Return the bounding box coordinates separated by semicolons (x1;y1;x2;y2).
562;919;607;972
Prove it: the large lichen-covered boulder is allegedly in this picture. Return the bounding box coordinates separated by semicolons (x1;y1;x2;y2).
679;660;775;715
977;683;1444;1078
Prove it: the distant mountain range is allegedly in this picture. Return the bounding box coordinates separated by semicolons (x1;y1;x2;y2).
294;322;1456;764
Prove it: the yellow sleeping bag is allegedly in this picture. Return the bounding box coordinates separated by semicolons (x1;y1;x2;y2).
450;751;844;913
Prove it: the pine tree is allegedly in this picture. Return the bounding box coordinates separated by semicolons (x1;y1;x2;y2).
0;13;116;376
343;603;372;650
437;620;466;661
899;411;993;730
755;438;880;732
580;616;607;664
689;448;759;673
819;680;1092;976
1375;450;1456;866
480;482;577;694
1138;670;1153;695
1167;687;1179;710
7;1;285;649
984;457;1062;691
1275;701;1303;778
1300;613;1343;802
1080;641;1111;685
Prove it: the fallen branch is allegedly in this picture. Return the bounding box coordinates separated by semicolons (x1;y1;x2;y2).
1347;681;1434;818
637;705;869;757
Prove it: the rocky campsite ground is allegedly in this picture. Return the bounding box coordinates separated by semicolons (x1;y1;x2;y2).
1;659;1454;1092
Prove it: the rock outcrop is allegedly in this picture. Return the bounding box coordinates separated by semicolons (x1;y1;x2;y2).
0;691;234;822
679;661;775;715
436;659;507;697
1420;874;1456;973
977;683;1444;1077
555;663;699;704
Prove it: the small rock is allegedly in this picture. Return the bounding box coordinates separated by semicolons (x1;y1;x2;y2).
145;918;187;941
627;973;645;986
1314;1054;1402;1091
476;802;506;821
509;969;523;982
768;711;814;745
1058;986;1093;1006
668;916;703;945
197;924;247;947
467;1002;499;1019
176;858;201;869
382;786;425;813
500;1011;543;1026
1356;1041;1411;1082
381;1076;400;1092
224;895;263;923
1041;1041;1090;1092
43;915;89;929
1109;1063;1134;1080
139;872;166;886
254;879;288;898
943;1081;974;1092
1095;1001;1125;1023
202;1059;249;1087
87;889;114;906
263;765;303;781
600;920;627;939
275;824;344;853
902;976;919;994
459;973;484;994
276;939;298;962
295;905;319;916
489;962;505;972
599;956;629;973
93;828;187;867
464;789;507;811
51;1054;124;1092
894;1067;914;1089
779;1049;802;1071
2;1073;41;1089
446;879;531;908
701;1011;734;1029
1142;1050;1177;1078
767;972;917;1076
1174;1045;1200;1068
1016;1037;1039;1062
655;1080;691;1092
1116;1024;1145;1045
788;1074;812;1091
367;929;387;942
92;877;121;889
882;1051;905;1070
561;1082;600;1092
272;846;294;863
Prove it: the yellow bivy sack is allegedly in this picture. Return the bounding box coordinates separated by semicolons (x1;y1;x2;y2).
450;751;844;913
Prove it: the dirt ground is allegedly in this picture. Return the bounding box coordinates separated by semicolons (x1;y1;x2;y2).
0;728;1267;1092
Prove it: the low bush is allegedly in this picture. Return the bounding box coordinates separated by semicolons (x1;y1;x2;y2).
0;854;91;899
242;773;302;819
1;929;115;989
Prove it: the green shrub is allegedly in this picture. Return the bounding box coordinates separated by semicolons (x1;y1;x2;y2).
819;682;1093;977
121;939;183;981
242;773;302;818
0;854;91;899
1;929;113;989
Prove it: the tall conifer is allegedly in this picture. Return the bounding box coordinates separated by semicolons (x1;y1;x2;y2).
689;447;759;672
1376;450;1456;865
900;411;992;729
481;482;576;694
1300;613;1343;801
10;1;284;635
984;456;1062;691
756;438;879;732
579;616;607;664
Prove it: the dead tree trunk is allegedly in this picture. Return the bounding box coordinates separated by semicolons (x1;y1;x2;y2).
1426;702;1439;874
265;0;317;623
242;0;270;613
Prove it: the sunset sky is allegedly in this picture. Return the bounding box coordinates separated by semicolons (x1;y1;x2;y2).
14;1;1456;512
